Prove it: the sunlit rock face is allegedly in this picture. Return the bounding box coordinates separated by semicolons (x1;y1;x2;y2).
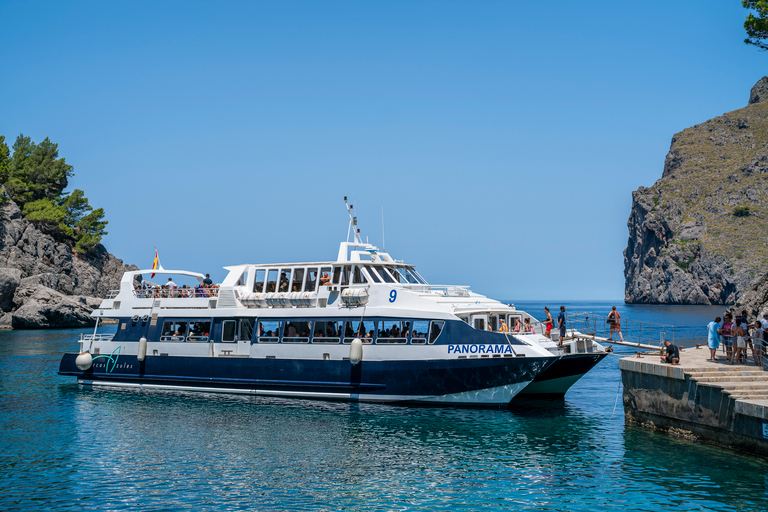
0;196;136;328
624;77;768;305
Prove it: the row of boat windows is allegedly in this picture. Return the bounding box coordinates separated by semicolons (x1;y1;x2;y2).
153;318;444;345
258;319;443;344
247;265;425;293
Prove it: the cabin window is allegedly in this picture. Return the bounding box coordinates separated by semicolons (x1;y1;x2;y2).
160;320;188;341
393;267;421;284
257;320;280;343
266;270;278;292
278;269;292;292
312;320;341;343
306;268;318;291
343;320;375;343
319;267;332;287
240;318;254;342
488;316;498;332
292;269;305;292
373;267;395;283
253;270;266;292
352;266;368;284
508;315;523;333
187;320;211;342
222;320;237;342
376;320;408;344
363;265;381;283
411;320;430;344
473;318;485;331
429;321;444;344
282;320;311;343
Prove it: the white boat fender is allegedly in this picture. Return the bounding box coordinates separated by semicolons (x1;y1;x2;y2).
75;352;93;371
137;337;148;362
349;338;363;365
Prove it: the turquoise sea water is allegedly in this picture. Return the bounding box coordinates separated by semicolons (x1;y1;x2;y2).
1;302;767;511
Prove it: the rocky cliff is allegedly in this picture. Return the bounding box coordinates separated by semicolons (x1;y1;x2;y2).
624;77;768;304
0;197;136;328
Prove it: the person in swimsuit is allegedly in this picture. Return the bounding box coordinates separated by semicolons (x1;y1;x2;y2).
543;307;553;339
607;306;623;342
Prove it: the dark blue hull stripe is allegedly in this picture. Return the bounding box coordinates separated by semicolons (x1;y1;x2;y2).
60;354;553;400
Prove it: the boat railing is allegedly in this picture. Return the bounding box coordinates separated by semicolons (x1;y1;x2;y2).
567;311;674;347
106;289;120;299
409;285;470;297
132;288;220;299
80;333;115;343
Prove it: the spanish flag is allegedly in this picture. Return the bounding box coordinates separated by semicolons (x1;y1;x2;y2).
151;248;159;278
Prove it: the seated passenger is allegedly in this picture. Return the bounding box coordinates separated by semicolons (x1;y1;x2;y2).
499;319;509;333
319;273;331;286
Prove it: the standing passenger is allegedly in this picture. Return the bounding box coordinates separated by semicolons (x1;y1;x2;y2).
557;306;566;347
706;316;722;361
543;307;553;339
731;318;746;365
607;306;624;342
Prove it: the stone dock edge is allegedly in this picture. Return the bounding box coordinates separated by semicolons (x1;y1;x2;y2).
620;348;768;458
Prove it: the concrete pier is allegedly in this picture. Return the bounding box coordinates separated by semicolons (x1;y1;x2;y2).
620;346;768;457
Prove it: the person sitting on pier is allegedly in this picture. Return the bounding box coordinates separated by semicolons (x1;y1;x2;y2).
660;339;680;365
706;316;722;361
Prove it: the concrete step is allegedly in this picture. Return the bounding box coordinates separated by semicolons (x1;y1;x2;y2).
697;382;768;390
691;375;768;383
728;393;768;400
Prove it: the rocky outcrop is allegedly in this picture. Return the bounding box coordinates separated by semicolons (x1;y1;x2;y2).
729;272;768;320
624;77;768;304
0;196;135;328
11;280;102;328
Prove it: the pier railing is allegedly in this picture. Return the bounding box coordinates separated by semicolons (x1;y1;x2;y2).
566;312;674;347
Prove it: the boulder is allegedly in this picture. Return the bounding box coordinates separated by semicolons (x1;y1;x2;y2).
0;267;22;311
11;282;101;329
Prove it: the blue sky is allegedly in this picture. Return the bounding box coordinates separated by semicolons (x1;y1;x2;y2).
1;1;765;300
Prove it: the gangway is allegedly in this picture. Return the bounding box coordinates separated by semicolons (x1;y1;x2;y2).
566;312;674;351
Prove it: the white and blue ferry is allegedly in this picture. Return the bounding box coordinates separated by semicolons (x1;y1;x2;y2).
59;202;605;406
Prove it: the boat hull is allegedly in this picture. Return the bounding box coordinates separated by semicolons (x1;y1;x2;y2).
59;353;552;407
514;352;607;399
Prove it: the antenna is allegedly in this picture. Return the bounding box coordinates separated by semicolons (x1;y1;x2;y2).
344;196;362;244
381;204;386;252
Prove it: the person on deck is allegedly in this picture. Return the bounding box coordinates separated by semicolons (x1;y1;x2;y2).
203;274;213;286
543;307;553;339
557;306;566;347
660;339;680;365
706;316;722;361
607;306;624;342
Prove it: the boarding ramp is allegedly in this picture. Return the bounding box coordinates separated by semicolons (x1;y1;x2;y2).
565;312;674;351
